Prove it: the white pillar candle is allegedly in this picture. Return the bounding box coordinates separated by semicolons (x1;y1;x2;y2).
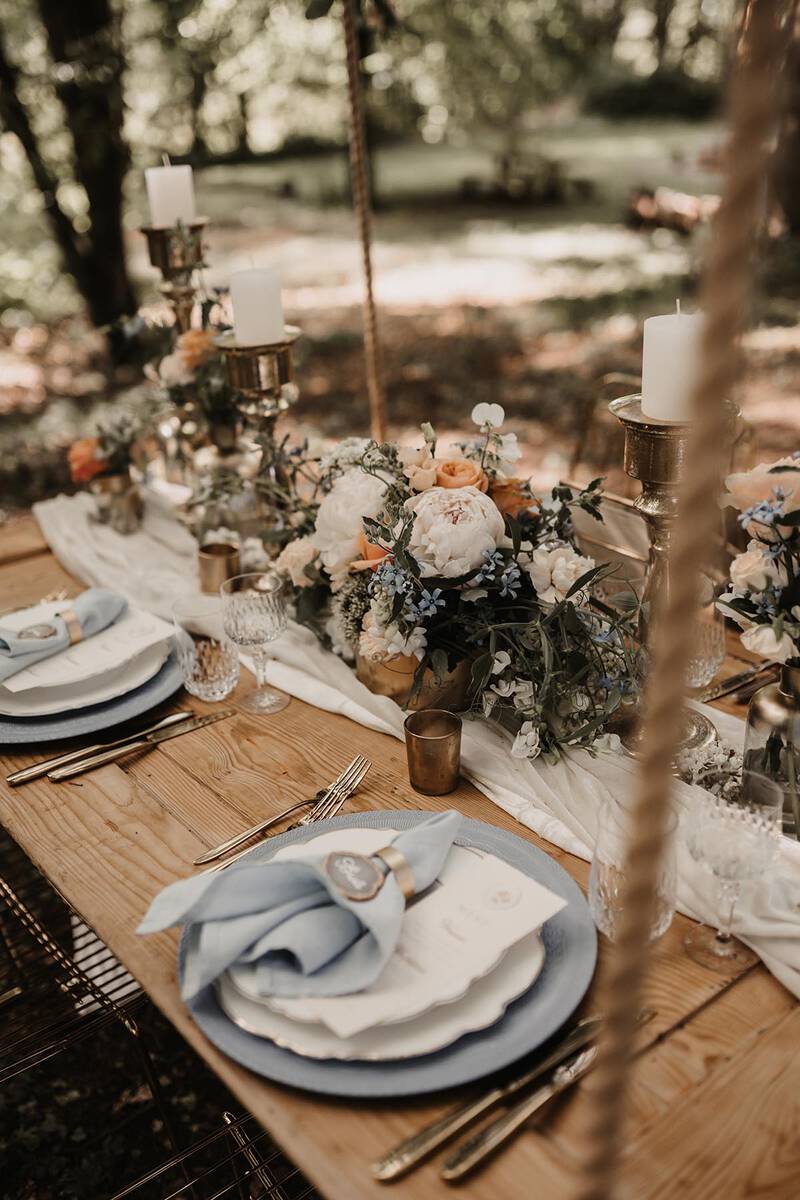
230;267;285;346
641;309;704;422
144;164;196;228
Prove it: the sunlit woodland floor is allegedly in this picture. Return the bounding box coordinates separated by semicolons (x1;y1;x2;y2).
1;123;799;502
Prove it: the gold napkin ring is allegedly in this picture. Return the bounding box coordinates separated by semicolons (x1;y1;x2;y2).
58;608;83;645
375;845;416;901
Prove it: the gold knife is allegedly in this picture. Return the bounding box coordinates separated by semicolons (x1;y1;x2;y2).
441;1044;598;1180
372;1016;603;1181
47;709;234;781
698;660;775;703
6;710;193;787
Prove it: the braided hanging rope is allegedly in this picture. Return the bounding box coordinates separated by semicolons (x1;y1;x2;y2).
579;3;789;1197
342;0;387;443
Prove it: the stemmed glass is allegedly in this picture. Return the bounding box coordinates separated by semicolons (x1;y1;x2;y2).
220;572;289;715
589;795;677;943
683;772;783;971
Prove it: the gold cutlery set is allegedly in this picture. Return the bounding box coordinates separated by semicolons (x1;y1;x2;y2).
6;709;233;786
373;1014;602;1182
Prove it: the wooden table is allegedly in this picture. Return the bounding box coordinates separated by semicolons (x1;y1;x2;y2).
1;516;798;1200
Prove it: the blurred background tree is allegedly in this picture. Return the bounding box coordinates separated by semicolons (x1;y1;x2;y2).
0;0;746;335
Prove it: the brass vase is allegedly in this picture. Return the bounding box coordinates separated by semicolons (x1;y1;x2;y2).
743;662;800;839
355;653;473;712
89;472;143;535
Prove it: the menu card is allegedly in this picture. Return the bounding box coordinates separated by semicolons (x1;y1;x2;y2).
244;827;566;1039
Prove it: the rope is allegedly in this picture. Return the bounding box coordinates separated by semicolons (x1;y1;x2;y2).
579;3;789;1196
342;0;387;443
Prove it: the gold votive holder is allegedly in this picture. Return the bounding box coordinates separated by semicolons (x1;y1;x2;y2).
198;542;240;594
404;709;462;796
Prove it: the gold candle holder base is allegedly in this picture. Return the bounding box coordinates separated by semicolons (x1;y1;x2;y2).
609;393;736;757
214;327;301;420
214;328;302;550
140;219;208;332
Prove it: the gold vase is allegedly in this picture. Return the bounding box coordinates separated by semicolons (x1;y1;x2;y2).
89;472;143;535
355;653;473;712
743;662;800;839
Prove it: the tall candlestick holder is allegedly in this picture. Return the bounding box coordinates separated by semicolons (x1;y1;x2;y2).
609;393;735;755
140;219;207;332
215;327;301;545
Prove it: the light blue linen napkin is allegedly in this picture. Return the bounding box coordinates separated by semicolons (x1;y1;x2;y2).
138;810;462;1001
0;588;128;684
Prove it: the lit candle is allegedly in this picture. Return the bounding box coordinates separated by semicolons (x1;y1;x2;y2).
230;267;285;346
144;163;196;228
641;303;704;422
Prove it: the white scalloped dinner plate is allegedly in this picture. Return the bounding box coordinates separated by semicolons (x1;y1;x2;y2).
0;641;170;716
216;932;544;1061
235;828;542;1033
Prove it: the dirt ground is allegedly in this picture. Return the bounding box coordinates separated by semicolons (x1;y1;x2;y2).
2;125;798;513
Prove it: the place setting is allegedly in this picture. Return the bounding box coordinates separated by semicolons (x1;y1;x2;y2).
139;804;597;1176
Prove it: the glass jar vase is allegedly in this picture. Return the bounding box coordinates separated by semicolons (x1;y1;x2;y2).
743;662;800;839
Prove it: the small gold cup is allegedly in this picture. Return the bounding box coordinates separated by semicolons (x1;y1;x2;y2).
404;708;462;796
198;542;240;594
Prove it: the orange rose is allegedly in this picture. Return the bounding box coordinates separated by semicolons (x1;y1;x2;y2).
350;529;390;572
68;437;106;484
177;328;216;372
435;458;488;492
490;478;536;518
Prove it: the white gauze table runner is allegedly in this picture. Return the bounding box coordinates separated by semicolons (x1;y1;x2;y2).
34;490;800;997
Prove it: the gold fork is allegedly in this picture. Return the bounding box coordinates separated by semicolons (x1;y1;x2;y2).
204;755;371;874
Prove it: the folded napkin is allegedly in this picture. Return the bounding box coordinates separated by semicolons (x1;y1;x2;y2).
139;810;462;1001
0;588;128;684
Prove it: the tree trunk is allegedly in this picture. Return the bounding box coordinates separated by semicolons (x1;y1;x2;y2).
775;20;800;234
0;29;93;302
652;0;675;67
35;0;136;326
235;90;250;158
189;60;209;161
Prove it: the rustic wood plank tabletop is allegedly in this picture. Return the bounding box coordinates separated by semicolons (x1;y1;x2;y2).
1;516;797;1200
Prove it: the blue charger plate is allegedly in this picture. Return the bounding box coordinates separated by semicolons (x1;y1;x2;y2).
180;810;597;1098
0;645;183;745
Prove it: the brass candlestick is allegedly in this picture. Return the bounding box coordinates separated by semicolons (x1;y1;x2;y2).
609;393;730;754
140;219;208;332
215;327;302;545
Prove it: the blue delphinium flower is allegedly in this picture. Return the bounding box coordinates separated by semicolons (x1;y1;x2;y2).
499;563;521;598
739;489;787;530
374;561;409;595
475;549;504;584
409;588;446;620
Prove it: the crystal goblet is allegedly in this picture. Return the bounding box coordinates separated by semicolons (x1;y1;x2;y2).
220;572;289;715
683;771;782;971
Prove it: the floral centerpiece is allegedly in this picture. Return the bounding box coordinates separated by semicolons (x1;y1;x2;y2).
718;456;800;664
68;396;164;486
274;404;640;762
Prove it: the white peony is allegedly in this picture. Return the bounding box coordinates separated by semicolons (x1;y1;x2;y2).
729;542;784;592
275;535;318;588
529;544;595;605
740;624;796;664
358;611;427;662
313;467;388;590
511;721;541;760
472;402;505;429
405;486;505;578
159;351;192;387
494;432;523;481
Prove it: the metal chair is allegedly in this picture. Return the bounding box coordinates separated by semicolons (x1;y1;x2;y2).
106;1111;319;1200
0;827;184;1161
